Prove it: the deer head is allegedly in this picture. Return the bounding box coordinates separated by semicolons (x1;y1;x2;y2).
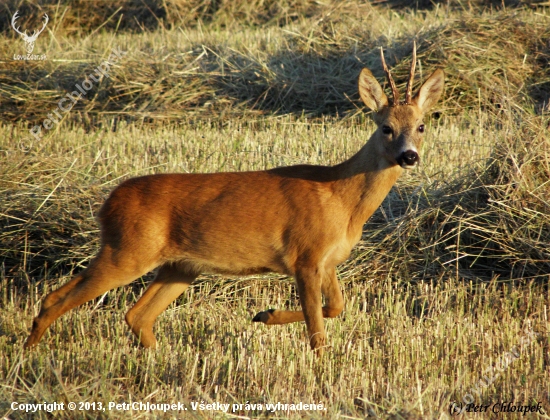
358;42;445;169
12;11;49;54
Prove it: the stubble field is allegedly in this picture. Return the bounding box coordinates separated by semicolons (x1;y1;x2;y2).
0;1;549;418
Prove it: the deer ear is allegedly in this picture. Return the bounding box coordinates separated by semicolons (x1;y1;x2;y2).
413;69;444;112
358;68;389;112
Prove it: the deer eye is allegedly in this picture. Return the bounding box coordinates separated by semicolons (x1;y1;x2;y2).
382;125;392;135
418;124;425;133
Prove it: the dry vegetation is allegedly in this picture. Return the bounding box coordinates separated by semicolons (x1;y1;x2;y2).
0;1;549;419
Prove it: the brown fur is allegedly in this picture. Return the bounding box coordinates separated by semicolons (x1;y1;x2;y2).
25;62;444;355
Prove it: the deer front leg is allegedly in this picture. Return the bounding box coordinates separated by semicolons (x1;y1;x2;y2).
253;267;342;354
252;268;343;324
295;266;325;353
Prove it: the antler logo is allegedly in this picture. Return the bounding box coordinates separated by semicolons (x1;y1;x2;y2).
12;10;49;54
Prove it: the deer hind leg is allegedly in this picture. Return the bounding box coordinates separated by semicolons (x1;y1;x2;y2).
125;263;197;348
25;247;156;348
252;267;343;353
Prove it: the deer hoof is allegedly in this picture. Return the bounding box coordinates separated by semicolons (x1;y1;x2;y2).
252;308;276;324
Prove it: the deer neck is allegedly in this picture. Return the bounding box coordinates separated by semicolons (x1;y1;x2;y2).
332;134;403;227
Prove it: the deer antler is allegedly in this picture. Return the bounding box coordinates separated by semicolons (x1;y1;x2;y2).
380;47;399;105
11;11;27;37
405;41;417;105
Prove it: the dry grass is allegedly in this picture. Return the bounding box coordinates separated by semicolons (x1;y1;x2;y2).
1;3;550;124
2;0;547;34
0;1;549;419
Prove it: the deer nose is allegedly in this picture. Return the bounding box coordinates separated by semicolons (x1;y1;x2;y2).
397;150;419;168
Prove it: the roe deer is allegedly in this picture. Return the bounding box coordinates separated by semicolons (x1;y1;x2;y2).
25;43;444;354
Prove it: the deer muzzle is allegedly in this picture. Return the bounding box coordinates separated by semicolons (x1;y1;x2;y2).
397;150;419;168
